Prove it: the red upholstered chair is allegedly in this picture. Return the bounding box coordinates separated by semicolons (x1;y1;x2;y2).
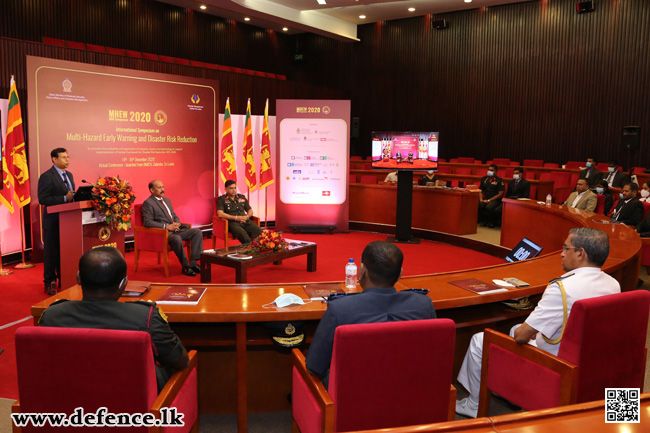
633;166;646;174
437;165;452;174
143;52;160;61
529;185;537;200
455;168;472;176
596;163;609;172
643;201;650;219
523;159;544;167
564;161;583;169
492;158;510;166
457;157;474;164
65;40;86;50
42;37;65;46
106;46;125;55
543;162;559;168
211;197;261;249
477;290;650;417
449;158;459;163
12;327;198;433
504;167;514;178
509;161;520;166
359;175;378;184
86;43;106;53
133;204;192;277
360;163;372;170
292;319;456;433
595;193;605;214
348;174;357;184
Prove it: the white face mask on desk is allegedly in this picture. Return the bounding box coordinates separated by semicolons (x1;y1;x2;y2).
272;293;308;308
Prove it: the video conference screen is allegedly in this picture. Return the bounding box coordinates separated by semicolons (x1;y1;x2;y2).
371;131;439;170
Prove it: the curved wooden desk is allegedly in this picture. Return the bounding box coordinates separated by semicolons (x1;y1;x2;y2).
31;199;641;433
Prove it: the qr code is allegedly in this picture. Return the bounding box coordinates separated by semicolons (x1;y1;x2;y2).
605;388;640;423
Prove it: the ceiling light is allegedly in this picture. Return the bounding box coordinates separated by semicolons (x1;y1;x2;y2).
199;5;206;10
317;0;327;4
464;0;472;3
244;17;251;21
359;15;366;19
282;27;289;31
408;8;415;12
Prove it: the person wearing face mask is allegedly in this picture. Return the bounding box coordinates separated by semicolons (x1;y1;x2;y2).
305;241;436;389
595;180;614;215
477;164;505;228
604;160;630;188
562;179;597;212
419;170;439;186
610;182;644;226
638;182;650;203
504;167;530;199
578;157;602;188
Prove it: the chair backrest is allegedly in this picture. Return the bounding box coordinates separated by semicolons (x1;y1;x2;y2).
437;165;452;174
633;166;646;175
596;162;609;172
504;167;515;178
361;163;372;170
564;161;583;169
359;175;377;184
133;203;144;227
524;159;544;167
15;327;158;432
543;162;559;168
456;157;474;164
595;193;605;214
329;319;455;432
349;174;357;183
492;158;510;166
529;185;537;200
455;168;472;176
558;291;650;404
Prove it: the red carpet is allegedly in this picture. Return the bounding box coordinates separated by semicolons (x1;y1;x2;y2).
0;231;504;400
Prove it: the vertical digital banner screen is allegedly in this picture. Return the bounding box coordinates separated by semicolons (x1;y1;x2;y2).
275;100;350;232
27;56;217;255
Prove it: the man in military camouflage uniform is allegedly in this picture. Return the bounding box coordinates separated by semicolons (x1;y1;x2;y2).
216;180;263;244
40;247;189;392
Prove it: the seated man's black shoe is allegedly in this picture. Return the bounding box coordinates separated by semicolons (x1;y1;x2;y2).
44;281;57;296
182;267;196;277
190;264;201;274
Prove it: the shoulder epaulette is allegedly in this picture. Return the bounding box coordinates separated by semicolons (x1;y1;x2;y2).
548;272;575;284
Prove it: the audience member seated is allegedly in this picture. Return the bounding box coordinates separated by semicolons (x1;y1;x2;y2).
305;241;436;389
603;160;630;187
562;178;597;212
384;171;398;183
636;209;650;237
142;180;204;276
477;164;505;228
505;167;530;199
419;170;439;186
216;180;263;245
611;182;644;226
39;247;190;392
595;180;614;215
640;182;650;203
578;157;603;188
455;228;620;418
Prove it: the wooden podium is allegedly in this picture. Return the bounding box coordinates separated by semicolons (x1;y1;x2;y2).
48;200;125;289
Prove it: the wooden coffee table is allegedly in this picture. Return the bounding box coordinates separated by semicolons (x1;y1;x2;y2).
200;242;317;283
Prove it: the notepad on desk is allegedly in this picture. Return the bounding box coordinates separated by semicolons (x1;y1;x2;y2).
448;278;509;295
156;287;207;305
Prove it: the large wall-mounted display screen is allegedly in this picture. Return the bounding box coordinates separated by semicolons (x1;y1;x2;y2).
371;131;439;170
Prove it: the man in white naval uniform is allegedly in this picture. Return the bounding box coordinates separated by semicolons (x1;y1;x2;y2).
455;227;621;418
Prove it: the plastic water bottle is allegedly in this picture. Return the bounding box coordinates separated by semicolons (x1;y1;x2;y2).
545;193;552;206
345;258;358;289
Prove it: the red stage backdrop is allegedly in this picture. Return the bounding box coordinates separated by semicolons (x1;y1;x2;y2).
275;100;350;232
26;56;217;260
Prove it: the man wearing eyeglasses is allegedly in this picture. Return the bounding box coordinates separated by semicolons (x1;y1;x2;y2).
455;227;620;418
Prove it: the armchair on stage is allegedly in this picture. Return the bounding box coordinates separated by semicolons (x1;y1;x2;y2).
12;327;198;433
133;204;192;277
291;319;456;433
477;290;650;417
211;197;260;249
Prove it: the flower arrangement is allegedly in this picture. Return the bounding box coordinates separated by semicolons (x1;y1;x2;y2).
250;230;288;254
91;176;136;231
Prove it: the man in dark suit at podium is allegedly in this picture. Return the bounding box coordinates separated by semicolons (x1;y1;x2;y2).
37;148;75;295
142;180;203;276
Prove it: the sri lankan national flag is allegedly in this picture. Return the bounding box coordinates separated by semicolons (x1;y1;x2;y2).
259;98;274;190
1;76;31;213
219;97;237;186
242;98;257;191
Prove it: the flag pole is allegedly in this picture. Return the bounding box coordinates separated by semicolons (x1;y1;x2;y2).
14;207;34;269
264;188;268;229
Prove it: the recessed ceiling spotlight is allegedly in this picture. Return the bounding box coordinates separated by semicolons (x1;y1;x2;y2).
464;0;472;3
408;8;415;12
282;27;289;31
244;17;251;21
199;5;206;10
359;15;366;19
317;0;327;4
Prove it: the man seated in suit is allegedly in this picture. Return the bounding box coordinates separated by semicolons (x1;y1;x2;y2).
40;247;189;392
562;178;597;212
142;180;204;276
216;180;263;244
37;147;75;295
611;182;644;226
578;157;602;188
455;228;620;418
305;241;436;389
505;167;530;199
604;160;630;188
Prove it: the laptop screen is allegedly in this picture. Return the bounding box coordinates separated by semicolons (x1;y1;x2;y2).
505;237;543;262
